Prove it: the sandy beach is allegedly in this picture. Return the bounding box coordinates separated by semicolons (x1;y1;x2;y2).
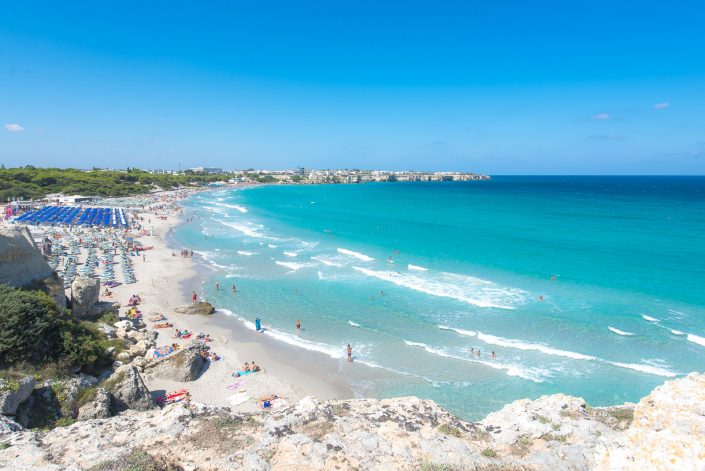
93;191;353;413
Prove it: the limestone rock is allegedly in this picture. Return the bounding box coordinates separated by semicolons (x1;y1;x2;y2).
107;366;155;413
0;376;35;416
0;414;22;433
173;301;215;315
113;320;133;331
77;388;112;421
97;323;116;339
0;226;53;287
70;276;100;317
595;372;705;470
145;347;203;382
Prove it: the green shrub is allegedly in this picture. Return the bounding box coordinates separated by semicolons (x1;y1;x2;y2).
481;448;497;458
0;285;63;364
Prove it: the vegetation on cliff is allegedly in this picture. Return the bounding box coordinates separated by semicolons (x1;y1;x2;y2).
0;285;112;375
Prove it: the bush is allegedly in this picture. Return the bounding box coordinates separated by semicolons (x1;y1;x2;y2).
0;284;112;374
0;285;63;364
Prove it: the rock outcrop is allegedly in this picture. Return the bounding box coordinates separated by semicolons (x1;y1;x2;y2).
107;366;155;413
145;347;204;382
174;302;215;315
70;276;100;317
77;388;112;421
0;226;53;287
0;376;35;416
0;226;66;309
0;373;702;470
595;372;705;470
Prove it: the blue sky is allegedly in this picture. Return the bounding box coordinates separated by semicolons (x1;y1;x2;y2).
1;1;704;174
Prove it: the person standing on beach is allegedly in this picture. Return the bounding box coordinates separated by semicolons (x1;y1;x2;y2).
255;318;262;332
347;344;353;362
192;291;197;303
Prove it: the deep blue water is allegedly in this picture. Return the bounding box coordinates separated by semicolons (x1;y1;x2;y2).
176;176;705;419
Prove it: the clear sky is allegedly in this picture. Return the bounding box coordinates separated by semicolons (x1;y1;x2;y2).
1;1;704;174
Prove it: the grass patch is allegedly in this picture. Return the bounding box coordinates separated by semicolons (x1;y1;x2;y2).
0;442;10;450
608;408;634;423
76;386;98;409
102;371;126;393
552;423;561;431
438;423;462;438
536;415;549;424
54;417;76;427
91;448;183;471
481;448;498;458
98;311;119;325
541;433;567;443
420;463;459;471
303;420;334;441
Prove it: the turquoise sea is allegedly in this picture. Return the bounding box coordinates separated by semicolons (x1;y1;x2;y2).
175;176;705;420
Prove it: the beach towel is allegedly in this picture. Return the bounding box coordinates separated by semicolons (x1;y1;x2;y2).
154;346;173;358
227;393;252;407
233;370;257;377
225;381;245;390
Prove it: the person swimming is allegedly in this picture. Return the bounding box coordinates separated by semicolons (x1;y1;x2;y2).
296;319;301;331
490;351;497;359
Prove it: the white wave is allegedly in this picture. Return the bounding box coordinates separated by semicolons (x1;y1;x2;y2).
438;325;477;337
226;311;344;359
403;340;547;383
337;248;374;262
444;326;676;378
348;320;361;328
408;264;428;271
670;329;685;335
219;220;273;239
310;256;344;267
687;334;705;348
608;326;634;336
275;260;311;271
268;244;278;248
283;251;298;257
609;361;676;377
212;202;248;213
352;266;526;310
642;315;659;322
477;332;597;361
237;251;256;256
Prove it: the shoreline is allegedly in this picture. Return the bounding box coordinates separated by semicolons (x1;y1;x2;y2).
104;196;354;413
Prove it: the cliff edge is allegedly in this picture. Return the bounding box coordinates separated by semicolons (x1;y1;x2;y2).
0;373;702;470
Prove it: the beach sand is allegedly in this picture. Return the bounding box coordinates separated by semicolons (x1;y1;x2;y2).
100;196;354;413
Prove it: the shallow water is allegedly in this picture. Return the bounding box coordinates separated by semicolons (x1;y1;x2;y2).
175;176;705;420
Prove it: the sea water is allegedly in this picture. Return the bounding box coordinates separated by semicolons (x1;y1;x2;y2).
175;176;705;420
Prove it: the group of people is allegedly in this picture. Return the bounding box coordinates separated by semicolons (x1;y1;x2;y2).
239;361;261;372
470;348;497;359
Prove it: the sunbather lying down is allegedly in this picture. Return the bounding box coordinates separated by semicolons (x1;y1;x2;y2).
149;314;166;322
154;322;173;328
258;394;284;408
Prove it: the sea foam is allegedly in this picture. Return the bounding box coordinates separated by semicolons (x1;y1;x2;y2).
403;340;547;383
352;267;526;310
408;264;428;271
337;248;374;261
687;333;705;348
608;326;634;336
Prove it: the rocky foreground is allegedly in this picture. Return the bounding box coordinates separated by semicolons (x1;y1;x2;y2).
1;372;702;470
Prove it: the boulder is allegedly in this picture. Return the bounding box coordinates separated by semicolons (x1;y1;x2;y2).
107;365;155;413
0;376;35;416
173;302;215;315
70;276;100;317
97;323;116;339
146;347;204;382
113;320;133;331
128;340;148;358
77;388;112;421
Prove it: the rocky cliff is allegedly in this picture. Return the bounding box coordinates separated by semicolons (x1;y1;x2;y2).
0;225;65;309
0;373;702;470
0;226;53;286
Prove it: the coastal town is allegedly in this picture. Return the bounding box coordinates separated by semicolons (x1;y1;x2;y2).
154;167;491;185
